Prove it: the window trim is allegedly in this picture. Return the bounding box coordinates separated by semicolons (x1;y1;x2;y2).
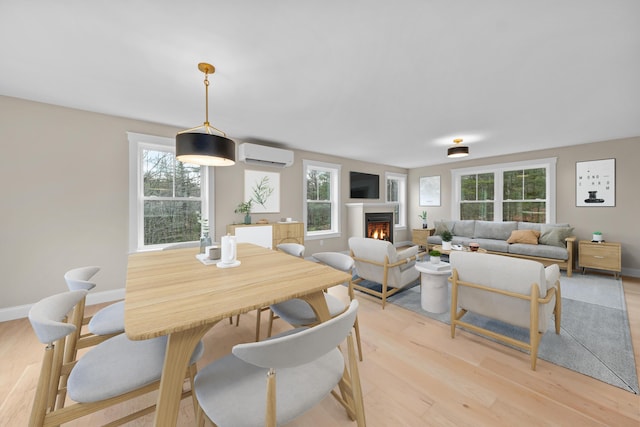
385;171;407;230
302;159;341;240
127;132;214;252
451;157;557;223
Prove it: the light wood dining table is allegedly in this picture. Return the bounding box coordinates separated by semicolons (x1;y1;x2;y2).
124;243;355;426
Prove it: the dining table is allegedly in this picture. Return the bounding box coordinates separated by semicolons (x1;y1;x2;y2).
124;243;356;426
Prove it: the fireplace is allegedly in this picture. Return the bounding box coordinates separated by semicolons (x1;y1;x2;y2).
365;212;394;243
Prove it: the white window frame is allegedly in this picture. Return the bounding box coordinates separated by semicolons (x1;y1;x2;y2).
127;132;214;252
303;159;341;240
385;171;407;229
451;157;557;223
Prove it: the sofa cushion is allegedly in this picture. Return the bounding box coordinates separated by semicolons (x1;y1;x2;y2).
469;238;510;253
474;221;517;240
517;222;569;232
539;225;574;248
506;229;540;245
434;220;454;236
508;243;568;260
452;220;475;238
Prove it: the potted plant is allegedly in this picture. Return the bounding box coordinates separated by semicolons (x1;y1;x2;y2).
592;231;603;242
418;211;428;228
440;229;453;251
235;200;253;225
429;249;441;264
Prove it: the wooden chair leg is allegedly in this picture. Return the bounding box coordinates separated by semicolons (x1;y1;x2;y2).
347;333;366;427
266;309;275;338
255;308;262;342
353;317;363;361
266;369;277;427
554;281;562;334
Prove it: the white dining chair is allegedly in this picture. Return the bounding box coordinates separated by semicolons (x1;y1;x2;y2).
268;251;364;360
193;300;365;427
276;243;305;257
63;266;124;350
255;243;307;341
28;289;204;426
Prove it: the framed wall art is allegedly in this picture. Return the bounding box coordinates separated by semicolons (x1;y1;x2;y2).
419;175;441;206
245;170;280;213
576;158;615;207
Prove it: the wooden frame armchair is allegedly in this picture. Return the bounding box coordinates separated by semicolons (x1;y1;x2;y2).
28;290;203;426
348;237;420;309
449;251;562;370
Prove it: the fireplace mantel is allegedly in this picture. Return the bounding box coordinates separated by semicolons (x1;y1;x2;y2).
346;203;396;241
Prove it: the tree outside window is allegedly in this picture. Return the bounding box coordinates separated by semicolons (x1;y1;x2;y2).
304;160;340;237
128;132;210;252
142;149;203;245
503;168;546;223
386;172;407;227
453;158;556;223
460;173;494;220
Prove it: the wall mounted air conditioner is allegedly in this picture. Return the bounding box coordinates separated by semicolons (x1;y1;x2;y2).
238;143;294;168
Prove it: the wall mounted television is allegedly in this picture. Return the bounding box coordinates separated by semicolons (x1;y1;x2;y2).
350;171;380;199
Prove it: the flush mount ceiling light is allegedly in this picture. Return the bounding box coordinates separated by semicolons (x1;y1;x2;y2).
447;138;469;158
176;62;235;166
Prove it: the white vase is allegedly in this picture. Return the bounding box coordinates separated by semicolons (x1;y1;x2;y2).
430;255;440;264
442;241;452;251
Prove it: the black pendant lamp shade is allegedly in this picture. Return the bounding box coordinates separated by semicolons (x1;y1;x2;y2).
447;138;469;158
176;132;236;166
176;62;235;166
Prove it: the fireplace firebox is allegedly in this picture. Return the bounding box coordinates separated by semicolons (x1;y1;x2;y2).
365;212;394;243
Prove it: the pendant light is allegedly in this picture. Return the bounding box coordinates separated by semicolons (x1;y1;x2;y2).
176;62;236;166
447;138;469;158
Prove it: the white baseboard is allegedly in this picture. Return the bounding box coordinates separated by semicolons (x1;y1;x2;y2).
0;288;125;322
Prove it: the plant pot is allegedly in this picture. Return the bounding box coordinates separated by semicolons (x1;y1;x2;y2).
243;214;251;225
442;241;452;251
592;233;603;242
430;255;440;264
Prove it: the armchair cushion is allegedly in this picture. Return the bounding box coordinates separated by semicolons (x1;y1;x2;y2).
349;237;419;290
450;251;558;332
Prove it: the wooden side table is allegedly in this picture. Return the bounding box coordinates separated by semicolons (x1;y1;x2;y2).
578;240;621;278
412;228;435;249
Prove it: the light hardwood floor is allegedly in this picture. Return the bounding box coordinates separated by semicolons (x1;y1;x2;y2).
1;275;639;426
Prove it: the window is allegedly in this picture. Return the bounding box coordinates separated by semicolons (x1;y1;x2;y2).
503;167;546;222
460;172;495;220
385;172;407;228
303;160;341;239
452;158;556;223
128;133;212;252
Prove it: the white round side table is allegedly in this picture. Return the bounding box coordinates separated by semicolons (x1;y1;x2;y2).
415;261;452;313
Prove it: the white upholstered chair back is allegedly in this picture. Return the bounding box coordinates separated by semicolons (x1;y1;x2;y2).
348;237;418;288
450;251;560;332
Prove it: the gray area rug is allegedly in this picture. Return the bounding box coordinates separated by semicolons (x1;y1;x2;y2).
357;273;639;394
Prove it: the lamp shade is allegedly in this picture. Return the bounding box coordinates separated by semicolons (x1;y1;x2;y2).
176;132;236;166
447;144;469;158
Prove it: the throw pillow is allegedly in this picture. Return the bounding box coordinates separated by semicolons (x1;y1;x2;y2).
434;220;452;236
506;229;540;245
539;225;574;247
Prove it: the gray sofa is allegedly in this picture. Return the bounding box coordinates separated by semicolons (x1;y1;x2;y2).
427;220;576;276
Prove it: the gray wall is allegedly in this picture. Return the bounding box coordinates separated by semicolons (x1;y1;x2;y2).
408;137;640;277
1;95;637;315
0;95;406;311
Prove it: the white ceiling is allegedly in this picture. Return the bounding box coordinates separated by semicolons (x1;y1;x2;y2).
1;1;639;168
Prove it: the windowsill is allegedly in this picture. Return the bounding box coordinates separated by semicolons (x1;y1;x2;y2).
306;232;341;241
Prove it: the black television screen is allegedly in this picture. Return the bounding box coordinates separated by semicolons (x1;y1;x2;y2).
350;171;380;199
